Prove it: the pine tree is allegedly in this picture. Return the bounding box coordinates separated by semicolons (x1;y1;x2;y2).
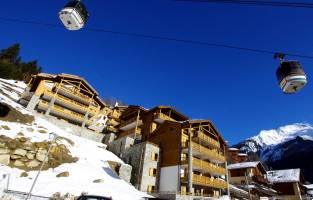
0;44;42;81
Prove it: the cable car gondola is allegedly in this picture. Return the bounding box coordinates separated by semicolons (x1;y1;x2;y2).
275;53;307;94
59;0;89;31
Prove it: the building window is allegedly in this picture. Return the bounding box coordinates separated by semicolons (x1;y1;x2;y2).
147;185;155;193
149;168;157;177
151;152;158;161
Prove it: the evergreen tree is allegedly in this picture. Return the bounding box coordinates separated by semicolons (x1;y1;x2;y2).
0;44;41;81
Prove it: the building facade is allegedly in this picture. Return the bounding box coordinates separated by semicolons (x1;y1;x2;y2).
20;73;106;128
106;106;229;199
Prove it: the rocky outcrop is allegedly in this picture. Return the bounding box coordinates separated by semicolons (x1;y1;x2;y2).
0;135;78;171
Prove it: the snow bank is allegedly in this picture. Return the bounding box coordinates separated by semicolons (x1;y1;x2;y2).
0;79;149;200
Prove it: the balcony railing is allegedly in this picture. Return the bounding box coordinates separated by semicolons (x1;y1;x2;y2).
118;127;142;138
38;100;91;125
44;90;99;115
192;157;226;175
182;174;227;189
55;85;92;105
182;141;226;163
194;131;220;149
154;113;175;122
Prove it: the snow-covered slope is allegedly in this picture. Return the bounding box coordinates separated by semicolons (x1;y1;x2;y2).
0;79;149;200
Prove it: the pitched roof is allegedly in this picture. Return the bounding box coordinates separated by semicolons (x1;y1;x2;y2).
267;169;301;183
227;161;260;170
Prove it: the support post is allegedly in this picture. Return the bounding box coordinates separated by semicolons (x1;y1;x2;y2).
45;97;55;116
82;112;89;128
188;129;193;194
225;161;230;197
26;95;40;111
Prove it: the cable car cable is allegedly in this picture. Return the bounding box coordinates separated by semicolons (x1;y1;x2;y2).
1;16;313;59
174;0;313;9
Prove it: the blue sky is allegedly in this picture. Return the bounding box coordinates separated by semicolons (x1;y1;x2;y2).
1;0;313;144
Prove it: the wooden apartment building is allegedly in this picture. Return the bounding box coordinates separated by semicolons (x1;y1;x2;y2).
20;73;106;127
107;105;228;199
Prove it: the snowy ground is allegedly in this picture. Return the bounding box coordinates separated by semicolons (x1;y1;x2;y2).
0;79;149;200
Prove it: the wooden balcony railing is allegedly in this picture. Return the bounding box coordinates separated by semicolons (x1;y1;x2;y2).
182;141;226;163
119;127;141;137
38;100;91;125
55;85;92;104
44;90;99;114
192;157;226;175
182;174;227;189
154;113;176;122
194;131;220;149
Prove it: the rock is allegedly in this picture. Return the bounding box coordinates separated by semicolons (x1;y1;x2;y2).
56;171;69;177
1;125;10;130
17;132;24;137
20;172;28;177
26;160;41;168
18;137;27;143
0;148;10;154
13;149;27;156
26;152;35;160
93;179;104;183
0;142;6;148
36;152;48;162
10;155;23;160
38;130;47;134
13;160;25;167
0;154;10;165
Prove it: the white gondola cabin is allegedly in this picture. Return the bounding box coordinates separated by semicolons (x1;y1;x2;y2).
276;60;307;94
59;0;89;31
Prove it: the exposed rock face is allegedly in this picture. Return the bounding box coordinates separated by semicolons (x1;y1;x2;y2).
93;179;104;183
0;154;10;165
56;171;69;177
0;135;78;171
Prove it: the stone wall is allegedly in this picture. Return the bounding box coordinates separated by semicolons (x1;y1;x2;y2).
107;136;134;156
121;141;160;192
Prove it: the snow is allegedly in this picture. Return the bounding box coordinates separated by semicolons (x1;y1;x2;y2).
267;169;300;183
0;79;150;200
238;123;313;161
227;161;259;170
250;123;313;148
228;148;239;151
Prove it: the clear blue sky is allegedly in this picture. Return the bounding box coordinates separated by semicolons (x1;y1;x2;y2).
1;0;313;144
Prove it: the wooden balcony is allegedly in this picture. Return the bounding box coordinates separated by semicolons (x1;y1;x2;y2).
182;141;226;164
37;100;91;126
193;131;220;149
43;90;99;116
55;85;92;105
118;127;142;138
154;113;176;123
191;157;226;176
119;117;143;131
182;174;227;189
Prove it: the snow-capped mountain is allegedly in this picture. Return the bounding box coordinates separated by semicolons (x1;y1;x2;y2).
233;123;313;182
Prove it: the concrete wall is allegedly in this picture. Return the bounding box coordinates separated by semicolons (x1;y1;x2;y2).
31;111;105;143
159;165;179;193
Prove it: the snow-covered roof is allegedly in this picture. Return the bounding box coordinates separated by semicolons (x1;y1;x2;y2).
238;153;248;156
228;147;239;151
227;161;259;170
304;184;313;190
267;169;301;183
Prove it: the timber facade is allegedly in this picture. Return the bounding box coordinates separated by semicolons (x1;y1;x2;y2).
20;73;106;128
106;105;229;199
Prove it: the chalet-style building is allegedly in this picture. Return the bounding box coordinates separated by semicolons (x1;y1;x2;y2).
20;73;106;128
227;149;277;198
106;105;228;199
267;168;305;200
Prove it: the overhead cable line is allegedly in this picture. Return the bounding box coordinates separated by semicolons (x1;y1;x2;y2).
1;16;313;59
174;0;313;8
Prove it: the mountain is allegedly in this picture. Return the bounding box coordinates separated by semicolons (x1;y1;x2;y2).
233;123;313;183
0;78;148;200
